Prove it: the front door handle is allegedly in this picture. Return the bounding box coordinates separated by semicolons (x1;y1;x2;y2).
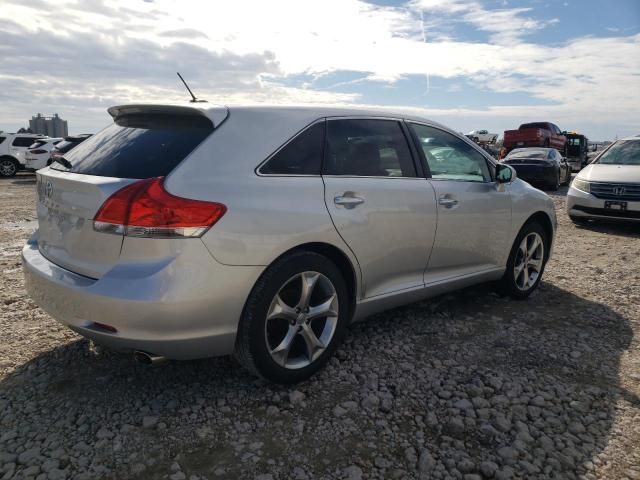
334;195;365;209
438;197;459;207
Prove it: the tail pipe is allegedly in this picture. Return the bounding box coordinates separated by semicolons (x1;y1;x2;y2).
133;350;167;365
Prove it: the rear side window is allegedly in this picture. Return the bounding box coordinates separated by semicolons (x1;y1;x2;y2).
51;114;213;178
260;122;324;175
324;119;416;177
12;137;38;147
0;137;6;144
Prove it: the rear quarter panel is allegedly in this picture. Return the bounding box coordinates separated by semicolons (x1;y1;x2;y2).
165;108;362;287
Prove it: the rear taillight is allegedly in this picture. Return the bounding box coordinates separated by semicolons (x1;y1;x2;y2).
93;177;226;238
30;149;47;154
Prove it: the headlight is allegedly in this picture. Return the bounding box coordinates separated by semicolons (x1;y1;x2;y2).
572;177;590;193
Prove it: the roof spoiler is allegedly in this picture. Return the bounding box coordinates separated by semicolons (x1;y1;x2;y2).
107;104;229;129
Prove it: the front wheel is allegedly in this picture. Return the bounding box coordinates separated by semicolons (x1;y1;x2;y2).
235;251;349;383
499;222;548;299
0;158;18;178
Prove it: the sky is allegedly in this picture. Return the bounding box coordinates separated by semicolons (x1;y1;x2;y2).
0;0;638;140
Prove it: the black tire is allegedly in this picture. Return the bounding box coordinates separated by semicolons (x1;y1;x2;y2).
498;221;549;300
546;172;560;191
235;251;349;384
0;157;18;178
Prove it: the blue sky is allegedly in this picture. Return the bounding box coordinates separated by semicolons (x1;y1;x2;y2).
1;0;638;140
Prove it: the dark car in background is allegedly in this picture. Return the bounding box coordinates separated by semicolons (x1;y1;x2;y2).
47;134;92;166
502;147;571;191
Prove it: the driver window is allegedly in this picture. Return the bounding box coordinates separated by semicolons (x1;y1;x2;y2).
409;123;491;182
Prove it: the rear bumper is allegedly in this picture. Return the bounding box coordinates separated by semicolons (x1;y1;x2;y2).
566;187;640;222
567;159;582;172
510;165;557;185
22;235;264;359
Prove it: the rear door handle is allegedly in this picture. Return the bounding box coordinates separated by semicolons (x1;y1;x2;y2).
438;197;459;207
334;195;365;209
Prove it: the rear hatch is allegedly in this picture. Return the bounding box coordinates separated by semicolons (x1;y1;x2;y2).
36;106;224;279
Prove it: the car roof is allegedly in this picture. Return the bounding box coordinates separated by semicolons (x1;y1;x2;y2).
107;102;452;130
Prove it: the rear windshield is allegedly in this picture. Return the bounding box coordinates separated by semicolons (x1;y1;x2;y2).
50;114;213;178
31;140;48;149
519;123;549;130
506;149;547;160
54;140;77;153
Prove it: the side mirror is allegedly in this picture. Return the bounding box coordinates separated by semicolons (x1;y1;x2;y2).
496;163;516;184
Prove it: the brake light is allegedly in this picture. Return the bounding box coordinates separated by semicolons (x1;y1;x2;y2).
30;149;47;154
93;177;226;238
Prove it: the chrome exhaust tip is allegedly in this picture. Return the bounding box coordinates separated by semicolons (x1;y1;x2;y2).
133;350;167;365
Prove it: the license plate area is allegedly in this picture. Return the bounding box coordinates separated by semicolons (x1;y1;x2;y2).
605;201;627;211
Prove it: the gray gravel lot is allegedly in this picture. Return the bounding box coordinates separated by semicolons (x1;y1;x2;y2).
1;173;639;480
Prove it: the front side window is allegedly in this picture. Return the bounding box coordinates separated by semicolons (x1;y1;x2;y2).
324;119;416;177
260;122;324;175
410;124;491;182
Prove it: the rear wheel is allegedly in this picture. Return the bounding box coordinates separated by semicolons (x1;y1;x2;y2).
235;251;349;383
548;172;560;191
0;158;18;178
499;221;548;299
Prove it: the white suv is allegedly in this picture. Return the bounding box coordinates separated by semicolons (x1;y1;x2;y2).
0;133;46;177
25;138;63;171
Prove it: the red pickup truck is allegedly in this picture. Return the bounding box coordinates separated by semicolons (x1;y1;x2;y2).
503;122;566;153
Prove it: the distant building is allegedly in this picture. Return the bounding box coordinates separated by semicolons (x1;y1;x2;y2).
29;113;68;137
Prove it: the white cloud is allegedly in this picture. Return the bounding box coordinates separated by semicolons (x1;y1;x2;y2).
0;0;638;139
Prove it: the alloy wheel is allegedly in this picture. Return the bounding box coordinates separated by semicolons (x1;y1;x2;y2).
513;232;544;291
0;160;16;177
264;271;339;369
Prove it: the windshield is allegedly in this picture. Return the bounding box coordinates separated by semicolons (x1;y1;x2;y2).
597;140;640;165
506;149;547;160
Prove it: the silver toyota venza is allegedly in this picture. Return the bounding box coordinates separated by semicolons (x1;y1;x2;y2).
23;104;556;383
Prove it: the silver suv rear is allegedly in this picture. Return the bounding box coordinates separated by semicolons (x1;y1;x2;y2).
23;103;556;383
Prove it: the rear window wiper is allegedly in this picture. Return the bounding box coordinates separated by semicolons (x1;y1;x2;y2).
52;156;73;169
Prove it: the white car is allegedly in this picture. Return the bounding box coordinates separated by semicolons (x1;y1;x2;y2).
567;136;640;223
0;133;46;177
467;130;499;144
25;138;63;171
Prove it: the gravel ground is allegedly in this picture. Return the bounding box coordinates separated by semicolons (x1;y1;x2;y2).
1;173;639;480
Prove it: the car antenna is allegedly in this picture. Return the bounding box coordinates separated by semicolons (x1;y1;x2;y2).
176;72;207;103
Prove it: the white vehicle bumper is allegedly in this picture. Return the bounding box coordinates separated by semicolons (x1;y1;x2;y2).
566;186;640;222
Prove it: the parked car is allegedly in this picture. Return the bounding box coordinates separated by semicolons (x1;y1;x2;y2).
502;148;572;191
567;136;640;223
503;122;566;154
25;138;63;171
467;129;498;144
564;132;589;172
23;104;557;383
47;134;92;166
0;133;46;177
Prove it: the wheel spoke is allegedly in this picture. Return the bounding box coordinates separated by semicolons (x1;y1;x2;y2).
300;323;324;361
298;272;320;309
523;265;530;288
528;257;543;272
527;235;540;257
266;294;297;322
269;325;298;367
307;294;338;321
